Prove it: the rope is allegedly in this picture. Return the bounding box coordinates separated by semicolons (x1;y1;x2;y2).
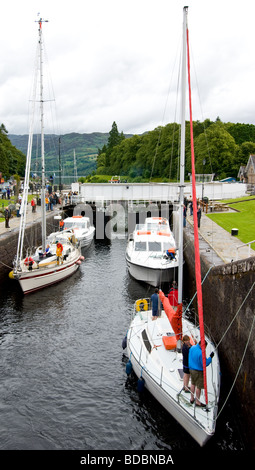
183;265;214;315
0;260;13;269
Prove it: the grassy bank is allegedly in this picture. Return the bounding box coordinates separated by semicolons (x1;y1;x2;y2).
206;197;255;249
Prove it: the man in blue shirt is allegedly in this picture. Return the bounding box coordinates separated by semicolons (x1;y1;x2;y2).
151;288;160;321
188;341;214;407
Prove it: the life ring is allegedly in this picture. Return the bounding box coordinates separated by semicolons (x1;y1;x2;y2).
24;257;34;266
136;299;148;312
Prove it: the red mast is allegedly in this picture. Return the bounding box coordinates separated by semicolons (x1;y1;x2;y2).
186;15;208;404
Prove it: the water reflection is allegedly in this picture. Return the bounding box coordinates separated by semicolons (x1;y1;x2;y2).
0;238;247;451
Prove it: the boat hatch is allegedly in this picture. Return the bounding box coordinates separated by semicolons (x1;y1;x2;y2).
142;329;152;353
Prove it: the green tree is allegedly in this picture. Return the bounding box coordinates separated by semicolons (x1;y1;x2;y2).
193;122;237;179
233;141;255;174
107;121;125;150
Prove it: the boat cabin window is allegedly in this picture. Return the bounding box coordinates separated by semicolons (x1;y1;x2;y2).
146;223;159;231
135;241;147;251
148;241;161;252
65;221;87;230
163;242;175;251
64;222;74;229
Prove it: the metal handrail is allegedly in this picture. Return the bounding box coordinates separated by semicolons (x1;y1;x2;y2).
236;239;255;260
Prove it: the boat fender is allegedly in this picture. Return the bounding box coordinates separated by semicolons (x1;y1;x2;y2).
9;270;14;279
80;256;85;261
137;376;145;393
126;360;132;375
122;334;127;349
135;299;148;312
76;260;81;265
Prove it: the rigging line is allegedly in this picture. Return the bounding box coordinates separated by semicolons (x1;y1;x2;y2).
217;307;255;419
215;281;255;350
169;50;182;182
0;261;13;269
182;265;214;315
189;45;214;175
150;34;182;182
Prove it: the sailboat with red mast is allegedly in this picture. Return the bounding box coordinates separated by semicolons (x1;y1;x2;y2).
125;6;221;446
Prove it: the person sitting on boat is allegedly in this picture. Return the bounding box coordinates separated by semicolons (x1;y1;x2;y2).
188;340;214;407
56;242;63;265
44;244;52;257
151;288;160;321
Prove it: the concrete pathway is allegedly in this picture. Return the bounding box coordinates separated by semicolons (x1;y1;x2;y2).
186;209;255;264
0;205;63;236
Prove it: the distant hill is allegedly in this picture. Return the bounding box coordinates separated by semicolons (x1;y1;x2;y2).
9;132;110;180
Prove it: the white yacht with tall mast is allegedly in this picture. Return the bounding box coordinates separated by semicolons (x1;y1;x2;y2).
125;7;221;446
9;18;83;294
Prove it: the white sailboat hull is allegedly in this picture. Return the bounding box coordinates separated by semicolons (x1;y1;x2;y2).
15;250;81;294
126;305;221;447
128;350;213;446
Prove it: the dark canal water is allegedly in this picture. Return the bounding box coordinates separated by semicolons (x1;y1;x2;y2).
0;237;248;455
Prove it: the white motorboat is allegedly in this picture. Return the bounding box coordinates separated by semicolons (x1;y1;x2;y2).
9;18;83;294
125;217;178;287
60;216;95;248
125;7;221;446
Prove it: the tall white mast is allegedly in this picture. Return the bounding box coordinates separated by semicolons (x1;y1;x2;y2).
38;18;48;252
178;6;188;304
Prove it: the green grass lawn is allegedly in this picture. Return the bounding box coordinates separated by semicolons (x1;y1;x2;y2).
207;198;255;249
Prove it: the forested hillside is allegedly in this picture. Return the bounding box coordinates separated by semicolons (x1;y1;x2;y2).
97;119;255;181
3;118;255;183
9;132;110;179
0;124;26;179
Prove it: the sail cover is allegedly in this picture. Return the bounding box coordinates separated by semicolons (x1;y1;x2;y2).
159;290;182;341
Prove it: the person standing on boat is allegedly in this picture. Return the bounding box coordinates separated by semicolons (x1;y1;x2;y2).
151;288;160;320
188;341;214;407
56;242;63;265
182;335;192;392
59;219;64;231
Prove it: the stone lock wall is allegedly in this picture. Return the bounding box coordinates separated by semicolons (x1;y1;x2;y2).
0;215;59;281
184;230;255;449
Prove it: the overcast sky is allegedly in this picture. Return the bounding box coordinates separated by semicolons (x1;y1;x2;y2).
1;0;255;136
